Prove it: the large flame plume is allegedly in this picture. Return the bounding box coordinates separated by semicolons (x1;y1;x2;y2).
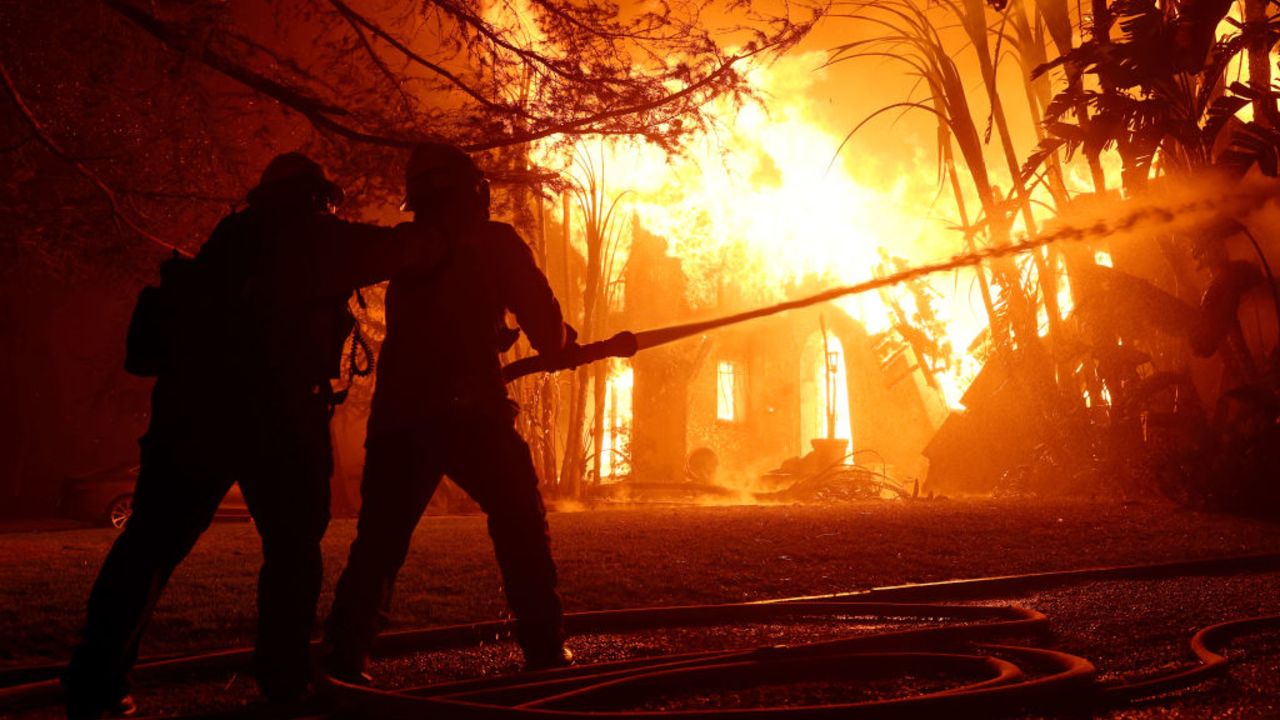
538;51;1007;409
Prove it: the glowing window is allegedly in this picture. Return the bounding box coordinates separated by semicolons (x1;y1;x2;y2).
601;360;633;480
717;361;742;422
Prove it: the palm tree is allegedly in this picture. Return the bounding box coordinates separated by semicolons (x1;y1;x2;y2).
1023;0;1278;190
829;0;1046;359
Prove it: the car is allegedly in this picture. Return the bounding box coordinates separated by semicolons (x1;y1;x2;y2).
61;463;249;529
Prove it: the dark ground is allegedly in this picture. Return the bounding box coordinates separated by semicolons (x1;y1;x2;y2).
1;498;1278;717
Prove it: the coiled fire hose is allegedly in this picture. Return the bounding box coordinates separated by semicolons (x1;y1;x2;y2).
1;553;1278;717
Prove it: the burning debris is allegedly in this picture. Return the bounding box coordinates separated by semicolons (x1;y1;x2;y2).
586;440;912;506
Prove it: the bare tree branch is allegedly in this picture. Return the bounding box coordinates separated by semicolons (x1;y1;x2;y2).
429;0;610;86
0;60;187;256
327;0;522;117
99;0;423;149
502;54;749;143
96;0;812;158
340;10;417;121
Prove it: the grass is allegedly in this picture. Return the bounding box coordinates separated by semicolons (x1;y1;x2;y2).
2;498;1278;669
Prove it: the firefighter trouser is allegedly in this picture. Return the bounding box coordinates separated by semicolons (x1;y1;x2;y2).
325;409;562;671
64;391;332;708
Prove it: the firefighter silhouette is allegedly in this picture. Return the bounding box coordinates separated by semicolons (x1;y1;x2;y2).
65;153;442;718
324;142;575;682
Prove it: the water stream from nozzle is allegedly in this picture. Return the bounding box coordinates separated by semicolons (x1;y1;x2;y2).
505;184;1276;382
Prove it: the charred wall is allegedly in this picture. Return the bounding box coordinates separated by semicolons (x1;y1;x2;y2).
687;318;803;481
624;223;697;482
623;225;947;489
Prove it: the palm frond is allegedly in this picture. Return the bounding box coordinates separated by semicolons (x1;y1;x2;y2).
1216;121;1280;176
1020;135;1069;182
1201;94;1250;150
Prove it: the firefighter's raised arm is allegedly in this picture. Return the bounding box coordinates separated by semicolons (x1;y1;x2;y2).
306;215;446;296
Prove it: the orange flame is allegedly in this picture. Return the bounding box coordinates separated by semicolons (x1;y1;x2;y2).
536;52;1004;409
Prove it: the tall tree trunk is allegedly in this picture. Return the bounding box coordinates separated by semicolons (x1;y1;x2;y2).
1246;0;1278;128
557;192;586;498
937;109;1002;341
963;0;1062;348
591;361;607;486
1033;0;1108;192
919;62;1017;347
560;368;589;498
579;214;603;493
1012;0;1069;206
956;0;1058;403
1090;0;1122;192
558;177;609;499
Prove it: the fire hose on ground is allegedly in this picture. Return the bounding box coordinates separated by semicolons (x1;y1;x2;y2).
1;553;1278;717
4;193;1280;716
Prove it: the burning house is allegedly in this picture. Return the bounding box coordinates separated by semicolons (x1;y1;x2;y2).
591;223;947;500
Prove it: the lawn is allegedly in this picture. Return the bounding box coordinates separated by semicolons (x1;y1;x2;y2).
2;497;1278;669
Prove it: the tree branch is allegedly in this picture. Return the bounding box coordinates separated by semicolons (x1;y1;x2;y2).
327;0;522;117
0;60;187;256
525;0;683;43
484;52;750;148
339;9;417;121
100;0;423;149
429;0;599;86
97;0;798;157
